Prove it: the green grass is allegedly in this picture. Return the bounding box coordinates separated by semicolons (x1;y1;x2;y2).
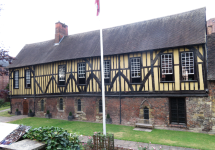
10;117;215;150
0;106;10;111
0;111;14;117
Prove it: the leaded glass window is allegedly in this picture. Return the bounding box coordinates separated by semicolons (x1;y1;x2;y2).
14;71;19;88
104;60;110;83
41;100;44;111
130;58;141;83
181;52;195;81
25;70;31;88
78;63;86;84
59;98;63;110
161;54;174;81
58;65;66;85
78;99;81;111
99;100;102;113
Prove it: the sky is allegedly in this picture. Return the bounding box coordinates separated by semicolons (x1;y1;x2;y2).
0;0;215;57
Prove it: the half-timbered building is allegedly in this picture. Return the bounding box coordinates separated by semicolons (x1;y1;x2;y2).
8;7;215;131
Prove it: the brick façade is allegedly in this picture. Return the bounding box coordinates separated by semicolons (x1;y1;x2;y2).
11;90;215;132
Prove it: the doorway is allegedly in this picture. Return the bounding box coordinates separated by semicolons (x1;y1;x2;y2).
169;98;186;124
144;106;149;119
23;101;28;115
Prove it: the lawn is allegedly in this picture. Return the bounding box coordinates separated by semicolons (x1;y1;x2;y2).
9;117;215;150
0;111;14;117
0;102;10;111
0;106;10;111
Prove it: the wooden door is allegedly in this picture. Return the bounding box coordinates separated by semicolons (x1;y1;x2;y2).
170;98;186;124
23;101;28;115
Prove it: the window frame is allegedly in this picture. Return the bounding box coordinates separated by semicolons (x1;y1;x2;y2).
99;99;103;113
41;99;44;111
130;57;142;84
58;64;66;86
179;51;197;82
77;62;86;85
103;60;111;84
13;70;19;89
25;69;31;88
160;53;175;83
78;99;81;111
59;98;63;110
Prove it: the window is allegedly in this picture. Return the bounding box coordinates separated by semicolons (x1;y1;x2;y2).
58;65;66;85
104;60;110;83
25;70;31;88
59;98;63;110
130;58;141;83
99;100;102;113
41;99;44;111
161;54;174;81
14;70;19;89
144;107;149;119
78;99;81;111
181;52;195;81
78;63;86;84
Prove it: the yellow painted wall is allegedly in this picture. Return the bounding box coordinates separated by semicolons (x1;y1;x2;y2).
9;45;206;95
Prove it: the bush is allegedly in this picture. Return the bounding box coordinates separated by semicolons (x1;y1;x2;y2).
23;126;81;150
69;112;72;116
107;114;110;119
16;108;19;112
29;109;32;113
46;110;50;114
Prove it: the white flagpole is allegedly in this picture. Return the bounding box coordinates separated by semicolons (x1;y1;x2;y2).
98;0;106;135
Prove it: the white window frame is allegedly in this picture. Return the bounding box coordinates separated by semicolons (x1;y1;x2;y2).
181;52;194;81
14;70;19;88
104;60;110;79
131;58;141;78
78;63;85;78
161;54;173;75
25;70;31;87
59;65;66;82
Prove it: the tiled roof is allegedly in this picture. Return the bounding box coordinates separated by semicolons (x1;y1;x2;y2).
8;7;206;68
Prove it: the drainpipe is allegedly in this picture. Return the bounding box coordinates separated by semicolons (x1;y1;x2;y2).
118;55;122;124
10;70;12;113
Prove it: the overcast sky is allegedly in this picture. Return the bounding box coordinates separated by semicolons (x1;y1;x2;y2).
0;0;214;57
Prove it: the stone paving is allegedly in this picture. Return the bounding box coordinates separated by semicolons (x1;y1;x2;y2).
0;108;10;113
80;136;198;150
0;115;28;123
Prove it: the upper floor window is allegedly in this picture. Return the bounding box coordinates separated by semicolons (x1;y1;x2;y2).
161;54;174;81
181;52;195;81
78;99;81;111
25;70;31;88
14;70;19;89
130;58;141;83
104;60;110;83
99;99;103;113
78;63;86;84
58;65;66;85
59;98;63;110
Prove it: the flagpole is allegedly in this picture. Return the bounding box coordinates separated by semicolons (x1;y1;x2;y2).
98;0;106;135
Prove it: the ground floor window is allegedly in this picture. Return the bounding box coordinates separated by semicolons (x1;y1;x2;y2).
144;106;149;119
169;98;186;124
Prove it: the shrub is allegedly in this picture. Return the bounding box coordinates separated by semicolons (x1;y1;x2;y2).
23;126;81;150
16;108;19;112
69;112;72;116
107;113;110;119
46;110;50;114
29;109;32;113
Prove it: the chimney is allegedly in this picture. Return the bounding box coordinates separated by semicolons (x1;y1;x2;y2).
55;21;68;44
207;18;215;35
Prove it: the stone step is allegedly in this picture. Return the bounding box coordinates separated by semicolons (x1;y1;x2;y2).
137;119;150;124
135;123;153;129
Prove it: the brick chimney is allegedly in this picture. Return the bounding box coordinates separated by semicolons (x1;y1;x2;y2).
207;18;215;35
55;22;68;44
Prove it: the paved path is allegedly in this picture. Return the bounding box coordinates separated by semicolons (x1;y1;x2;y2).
0;108;10;113
0;115;28;123
80;136;198;150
